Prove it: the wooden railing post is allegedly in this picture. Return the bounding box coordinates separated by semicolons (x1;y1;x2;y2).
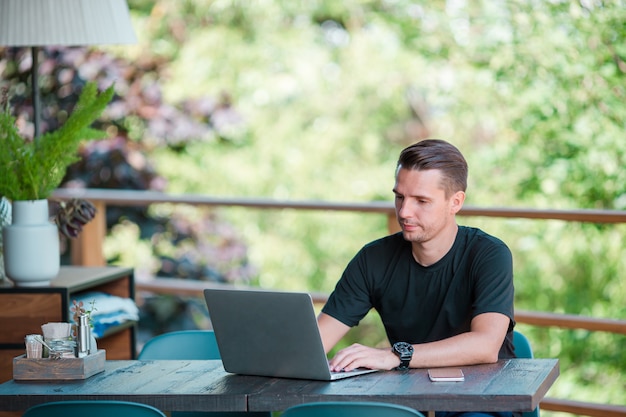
70;199;106;266
387;213;401;234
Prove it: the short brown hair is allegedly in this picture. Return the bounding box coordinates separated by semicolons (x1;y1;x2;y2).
396;139;468;197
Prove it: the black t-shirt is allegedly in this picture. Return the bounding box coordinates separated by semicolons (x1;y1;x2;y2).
322;226;516;359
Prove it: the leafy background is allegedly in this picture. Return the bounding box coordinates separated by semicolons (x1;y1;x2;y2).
1;0;624;414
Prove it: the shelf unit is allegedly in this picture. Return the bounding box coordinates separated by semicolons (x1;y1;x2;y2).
0;266;136;383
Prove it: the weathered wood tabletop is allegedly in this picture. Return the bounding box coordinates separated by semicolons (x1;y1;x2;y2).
247;358;560;413
0;358;559;414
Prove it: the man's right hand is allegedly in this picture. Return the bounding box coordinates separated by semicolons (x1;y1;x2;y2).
328;343;400;372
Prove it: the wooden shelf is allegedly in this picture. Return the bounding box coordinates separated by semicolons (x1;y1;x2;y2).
0;266;136;383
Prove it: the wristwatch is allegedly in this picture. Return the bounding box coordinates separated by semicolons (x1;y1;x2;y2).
392;341;414;370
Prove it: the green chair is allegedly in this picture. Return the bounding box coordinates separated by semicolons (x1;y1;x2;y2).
138;330;270;417
513;330;534;360
23;400;166;417
281;401;425;417
138;330;221;360
513;330;540;417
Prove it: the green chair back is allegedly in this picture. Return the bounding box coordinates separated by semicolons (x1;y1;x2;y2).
513;330;540;417
281;401;425;417
138;330;221;360
513;330;534;359
23;400;166;417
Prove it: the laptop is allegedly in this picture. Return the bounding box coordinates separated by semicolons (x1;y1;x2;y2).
203;288;378;381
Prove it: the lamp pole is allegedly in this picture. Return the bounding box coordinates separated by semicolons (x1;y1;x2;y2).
31;46;41;140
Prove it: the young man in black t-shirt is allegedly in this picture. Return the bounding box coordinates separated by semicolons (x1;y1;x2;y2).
318;139;516;417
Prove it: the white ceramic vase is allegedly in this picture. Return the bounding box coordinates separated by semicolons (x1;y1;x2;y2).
2;199;60;287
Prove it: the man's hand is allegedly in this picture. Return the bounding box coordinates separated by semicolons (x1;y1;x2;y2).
328;343;400;372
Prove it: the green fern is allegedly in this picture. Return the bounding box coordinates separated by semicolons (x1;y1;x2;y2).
0;82;114;201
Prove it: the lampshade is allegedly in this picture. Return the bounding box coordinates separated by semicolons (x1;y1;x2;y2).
0;0;137;46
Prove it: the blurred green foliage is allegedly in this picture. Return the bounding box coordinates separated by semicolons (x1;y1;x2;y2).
119;0;626;410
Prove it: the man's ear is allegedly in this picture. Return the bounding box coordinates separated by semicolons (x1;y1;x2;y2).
450;190;465;214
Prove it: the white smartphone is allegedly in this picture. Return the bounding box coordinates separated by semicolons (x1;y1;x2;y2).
428;367;465;382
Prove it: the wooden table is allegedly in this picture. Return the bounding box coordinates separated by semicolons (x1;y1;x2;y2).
0;358;559;416
247;359;560;415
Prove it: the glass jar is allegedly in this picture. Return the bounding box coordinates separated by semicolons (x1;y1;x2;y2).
44;337;76;359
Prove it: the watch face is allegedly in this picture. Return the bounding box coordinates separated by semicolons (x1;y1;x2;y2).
394;342;414;355
393;342;414;370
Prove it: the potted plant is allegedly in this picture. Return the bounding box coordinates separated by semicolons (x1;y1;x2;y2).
0;82;114;286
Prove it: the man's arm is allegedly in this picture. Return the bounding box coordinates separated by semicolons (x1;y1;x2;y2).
323;312;510;372
317;312;351;354
408;312;510;367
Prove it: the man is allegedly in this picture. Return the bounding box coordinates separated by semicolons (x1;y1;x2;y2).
318;139;516;417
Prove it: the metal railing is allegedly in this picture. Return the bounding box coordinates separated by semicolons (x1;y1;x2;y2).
51;188;626;417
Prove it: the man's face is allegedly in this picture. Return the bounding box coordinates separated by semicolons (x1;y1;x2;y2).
393;168;461;244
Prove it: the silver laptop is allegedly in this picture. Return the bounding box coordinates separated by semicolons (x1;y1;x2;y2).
203;288;378;381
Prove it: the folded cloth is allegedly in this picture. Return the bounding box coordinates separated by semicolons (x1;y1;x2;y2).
71;292;139;338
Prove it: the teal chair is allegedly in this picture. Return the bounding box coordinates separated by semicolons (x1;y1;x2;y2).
23;400;166;417
138;330;221;360
139;330;270;417
513;330;540;417
513;330;534;360
281;402;425;417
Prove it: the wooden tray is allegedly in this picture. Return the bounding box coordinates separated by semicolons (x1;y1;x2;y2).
13;349;106;381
